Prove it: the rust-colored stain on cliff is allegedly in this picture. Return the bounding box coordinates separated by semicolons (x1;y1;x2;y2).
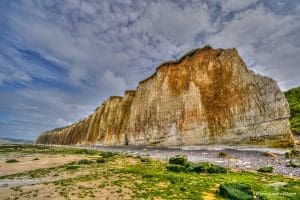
159;49;245;137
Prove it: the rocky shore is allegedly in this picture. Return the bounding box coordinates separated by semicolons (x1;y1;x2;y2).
86;145;300;177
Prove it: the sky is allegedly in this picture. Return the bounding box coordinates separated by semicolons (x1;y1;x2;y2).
0;0;299;140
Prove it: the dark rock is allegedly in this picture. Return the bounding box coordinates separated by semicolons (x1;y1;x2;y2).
194;162;212;173
219;183;254;200
96;158;106;163
207;165;227;173
286;159;300;168
169;155;187;166
77;159;93;165
166;164;185;172
219;152;228;157
257;166;274;173
285;150;300;158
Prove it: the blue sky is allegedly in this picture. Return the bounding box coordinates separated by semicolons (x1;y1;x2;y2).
0;0;299;140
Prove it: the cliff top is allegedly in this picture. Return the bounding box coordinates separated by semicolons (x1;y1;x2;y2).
138;45;232;84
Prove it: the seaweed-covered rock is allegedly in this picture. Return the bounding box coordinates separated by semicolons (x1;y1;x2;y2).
286;159;300;168
194;162;212;173
219;183;254;200
218;152;228;157
6;159;19;163
207;165;227;173
140;157;151;162
285;149;300;158
183;162;198;172
168;161;227;174
77;159;93;165
257;166;274;173
169;155;187;166
96;158;106;163
166;164;185;172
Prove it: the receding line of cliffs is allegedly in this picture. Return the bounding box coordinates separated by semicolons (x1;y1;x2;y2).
37;45;294;147
38;45;217;138
41;45;215;132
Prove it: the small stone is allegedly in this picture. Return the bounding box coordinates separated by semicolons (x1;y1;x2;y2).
218;152;228;157
263;151;277;157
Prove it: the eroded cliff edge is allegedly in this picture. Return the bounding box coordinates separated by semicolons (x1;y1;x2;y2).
36;46;294;147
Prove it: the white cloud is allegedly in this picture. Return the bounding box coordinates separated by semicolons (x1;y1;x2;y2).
0;49;32;85
101;70;127;94
134;1;212;43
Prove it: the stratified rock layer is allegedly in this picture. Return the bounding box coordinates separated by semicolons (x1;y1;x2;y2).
36;46;294;147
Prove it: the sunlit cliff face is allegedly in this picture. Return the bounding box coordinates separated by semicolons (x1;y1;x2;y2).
37;46;294;147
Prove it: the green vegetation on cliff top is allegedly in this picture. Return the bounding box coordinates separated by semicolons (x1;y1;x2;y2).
285;87;300;134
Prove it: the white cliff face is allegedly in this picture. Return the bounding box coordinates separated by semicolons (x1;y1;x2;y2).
37;46;294;147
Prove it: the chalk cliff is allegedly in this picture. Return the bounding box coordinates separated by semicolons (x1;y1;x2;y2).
36;46;294;147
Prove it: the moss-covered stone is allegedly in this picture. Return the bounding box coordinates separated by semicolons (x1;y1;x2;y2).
65;165;80;170
257;166;274;173
77;159;93;165
286;159;300;168
96;158;106;163
140;157;151;162
285;150;299;158
6;159;19;163
219;183;254;200
218;152;228;157
166;164;186;172
207;165;227;173
167;161;227;174
194;162;212;173
168;155;187;166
